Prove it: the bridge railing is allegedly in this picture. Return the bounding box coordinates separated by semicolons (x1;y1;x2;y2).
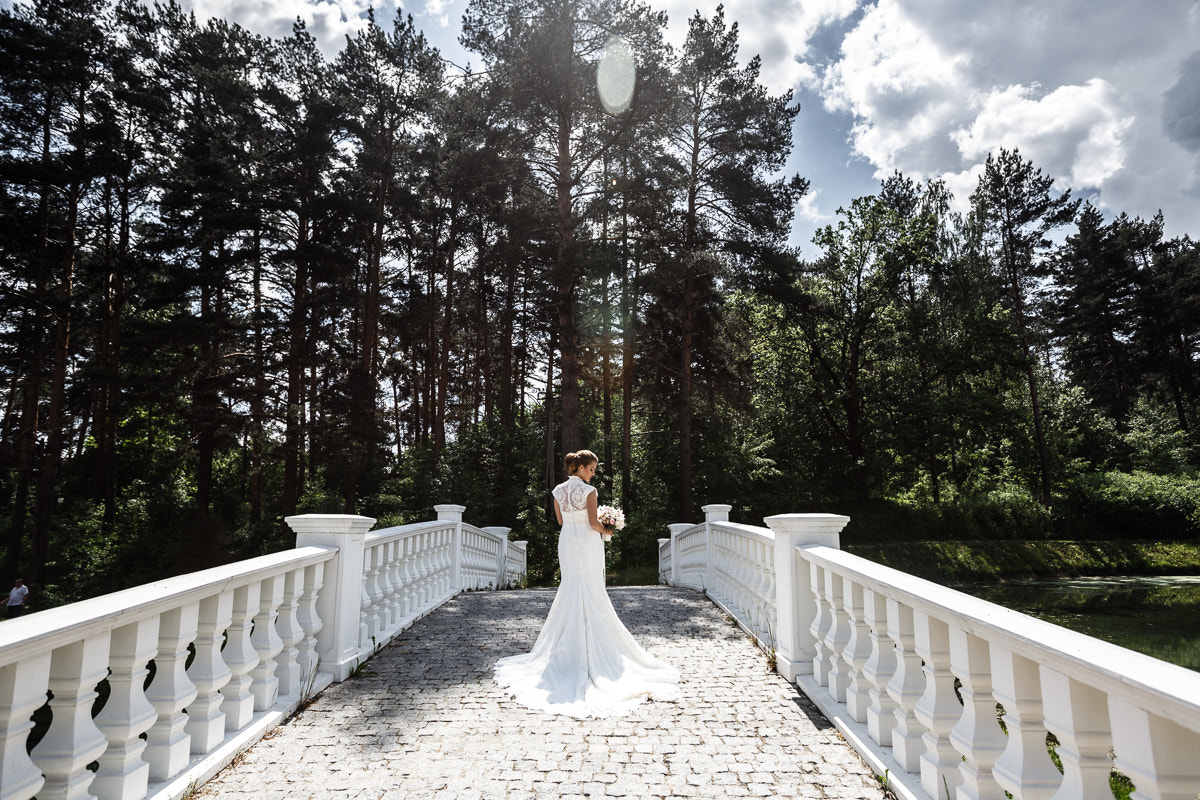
0;506;524;800
661;510;1200;800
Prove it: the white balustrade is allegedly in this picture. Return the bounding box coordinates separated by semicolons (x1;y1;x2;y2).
0;506;525;800
93;618;158;800
186;593;232;754
660;508;1200;800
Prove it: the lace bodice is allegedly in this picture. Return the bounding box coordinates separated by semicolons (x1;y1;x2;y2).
552;475;595;513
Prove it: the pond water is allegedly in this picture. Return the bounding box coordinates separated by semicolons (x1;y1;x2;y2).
956;576;1200;672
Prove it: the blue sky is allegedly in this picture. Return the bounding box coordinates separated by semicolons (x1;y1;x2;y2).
22;0;1200;253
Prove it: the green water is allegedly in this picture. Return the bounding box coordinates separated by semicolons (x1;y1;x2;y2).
957;576;1200;672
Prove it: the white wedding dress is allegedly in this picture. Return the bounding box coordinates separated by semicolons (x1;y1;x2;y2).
493;476;680;717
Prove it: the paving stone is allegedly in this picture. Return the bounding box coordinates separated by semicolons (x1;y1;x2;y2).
193;587;887;800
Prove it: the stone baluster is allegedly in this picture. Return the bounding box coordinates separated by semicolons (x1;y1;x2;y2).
31;634;111;800
483;527;511;589
359;544;375;646
220;582;261;731
841;578;873;723
250;575;285;711
385;539;405;625
1038;669;1112;800
92;618;159;800
185;592;234;755
145;604;199;782
948;627;1007;799
0;653;53;800
862;588;898;747
810;563;832;685
1108;698;1200;800
414;531;431;610
373;541;395;635
990;647;1061;799
667;524;689;587
884;598;925;773
823;570;851;702
510;541;527;584
296;561;325;685
398;535;417;619
913;611;962;800
275;569;305;698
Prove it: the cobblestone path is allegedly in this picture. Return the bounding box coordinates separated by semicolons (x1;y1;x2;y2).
195;586;887;799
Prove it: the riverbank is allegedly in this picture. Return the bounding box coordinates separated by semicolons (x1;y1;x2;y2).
846;539;1200;583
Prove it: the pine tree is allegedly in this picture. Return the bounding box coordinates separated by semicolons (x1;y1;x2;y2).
970;148;1079;505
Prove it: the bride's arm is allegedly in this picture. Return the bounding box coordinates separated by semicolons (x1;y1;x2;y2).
553;496;563;526
586;492;606;535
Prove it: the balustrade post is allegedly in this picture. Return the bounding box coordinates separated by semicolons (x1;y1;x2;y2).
702;505;729;593
989;647;1061;799
948;628;1007;799
1108;698;1200;800
510;541;528;585
93;618;159;800
0;653;52;800
884;598;925;772
1038;669;1112;800
667;524;690;587
275;569;305;698
287;513;376;682
823;570;851;702
219;583;261;731
185;591;234;754
483;527;511;588
762;513;849;683
436;504;466;592
913;611;963;800
145;604;199;782
250;575;285;711
862;588;898;747
841;579;873;722
31;634;111;800
296;562;326;686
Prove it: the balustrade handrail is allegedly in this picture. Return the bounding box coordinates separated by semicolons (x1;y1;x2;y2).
0;507;526;800
0;546;335;665
660;508;1200;800
803;543;1200;723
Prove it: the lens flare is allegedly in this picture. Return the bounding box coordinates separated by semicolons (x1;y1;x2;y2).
597;36;635;114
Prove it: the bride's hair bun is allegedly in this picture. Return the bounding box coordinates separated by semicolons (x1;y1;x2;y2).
564;449;598;474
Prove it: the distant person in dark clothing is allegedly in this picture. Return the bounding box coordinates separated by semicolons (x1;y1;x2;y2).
6;578;28;618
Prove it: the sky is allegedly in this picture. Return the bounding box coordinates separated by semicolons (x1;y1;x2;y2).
93;0;1200;252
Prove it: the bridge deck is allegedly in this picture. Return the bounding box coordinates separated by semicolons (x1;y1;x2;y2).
195;586;886;799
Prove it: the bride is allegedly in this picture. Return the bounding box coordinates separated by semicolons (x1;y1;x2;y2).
493;449;680;717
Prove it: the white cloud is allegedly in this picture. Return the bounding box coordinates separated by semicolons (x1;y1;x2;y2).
654;0;858;96
952;80;1133;191
803;0;1200;235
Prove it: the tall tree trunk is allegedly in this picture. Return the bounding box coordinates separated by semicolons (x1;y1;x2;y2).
31;198;78;587
282;201;310;516
544;331;557;523
250;227;266;525
678;271;694;521
555;56;581;456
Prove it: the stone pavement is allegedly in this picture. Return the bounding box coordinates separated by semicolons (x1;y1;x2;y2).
195;586;888;799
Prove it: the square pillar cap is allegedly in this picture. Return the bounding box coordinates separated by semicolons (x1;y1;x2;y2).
285;514;376;536
435;504;466;522
763;513;850;537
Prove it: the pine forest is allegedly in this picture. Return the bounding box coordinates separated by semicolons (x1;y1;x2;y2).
2;0;1198;606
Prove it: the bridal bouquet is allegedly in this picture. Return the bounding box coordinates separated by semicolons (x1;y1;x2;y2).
596;505;625;542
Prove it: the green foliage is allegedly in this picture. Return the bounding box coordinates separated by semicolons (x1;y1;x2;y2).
1058;470;1200;540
